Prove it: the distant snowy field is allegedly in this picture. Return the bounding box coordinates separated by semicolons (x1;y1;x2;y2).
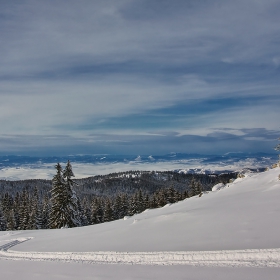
0;167;280;279
0;153;277;180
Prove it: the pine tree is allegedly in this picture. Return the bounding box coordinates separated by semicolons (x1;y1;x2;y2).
6;210;15;231
149;194;157;209
113;194;122;220
103;198;113;222
183;190;189;199
49;162;81;228
137;189;145;213
77;198;88;226
0;206;7;231
121;194;129;217
167;186;175;203
157;190;166;207
63;161;81;227
189;178;202;197
81;197;92;225
19;189;30;230
28;187;39;230
13;192;21;229
35;202;44;229
91;197;103;224
41;195;50;229
144;194;149;210
128;194;138;216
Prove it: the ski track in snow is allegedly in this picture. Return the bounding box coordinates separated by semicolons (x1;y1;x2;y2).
0;238;280;267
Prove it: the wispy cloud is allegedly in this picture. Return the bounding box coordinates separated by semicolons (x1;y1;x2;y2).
0;0;279;155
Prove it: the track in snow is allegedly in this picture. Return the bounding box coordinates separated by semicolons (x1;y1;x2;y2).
1;238;280;267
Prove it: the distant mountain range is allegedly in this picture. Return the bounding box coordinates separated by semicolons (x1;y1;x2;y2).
0;152;278;180
0;152;277;167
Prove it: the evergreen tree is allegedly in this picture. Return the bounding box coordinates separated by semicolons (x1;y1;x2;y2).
41;195;50;229
81;198;91;225
167;186;175;204
77;198;88;226
13;192;21;229
35;202;44;229
103;198;113;222
128;194;138;216
120;194;129;217
49;162;81;228
0;206;7;231
136;189;145;213
91;197;103;224
144;194;150;210
6;210;15;231
183;190;189;199
149;194;157;209
63;160;81;227
157;190;166;207
113;194;122;220
28;187;39;229
18;189;30;230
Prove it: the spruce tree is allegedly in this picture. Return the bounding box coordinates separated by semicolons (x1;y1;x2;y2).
121;194;129;217
103;198;113;222
113;194;122;220
0;206;7;231
49;162;81;228
189;178;202;196
19;189;30;230
6;210;15;231
42;195;50;229
137;189;145;213
91;197;103;224
28;187;39;230
167;186;175;203
128;194;138;216
63;160;81;227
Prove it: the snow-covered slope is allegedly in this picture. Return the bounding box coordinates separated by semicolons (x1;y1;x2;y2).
3;167;280;252
0;167;280;279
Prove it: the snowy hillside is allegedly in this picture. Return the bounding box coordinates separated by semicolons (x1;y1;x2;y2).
0;167;280;279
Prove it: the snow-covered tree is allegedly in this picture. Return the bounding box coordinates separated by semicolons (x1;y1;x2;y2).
49;161;81;229
63;160;81;227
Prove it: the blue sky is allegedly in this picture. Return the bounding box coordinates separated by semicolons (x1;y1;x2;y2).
0;0;279;156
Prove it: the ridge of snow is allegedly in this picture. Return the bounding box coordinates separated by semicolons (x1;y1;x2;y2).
1;238;280;267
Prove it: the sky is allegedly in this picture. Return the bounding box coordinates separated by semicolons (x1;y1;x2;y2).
0;0;279;156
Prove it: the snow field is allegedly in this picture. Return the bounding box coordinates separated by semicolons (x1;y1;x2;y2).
0;167;280;279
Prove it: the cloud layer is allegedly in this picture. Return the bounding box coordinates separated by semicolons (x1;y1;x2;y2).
0;0;279;156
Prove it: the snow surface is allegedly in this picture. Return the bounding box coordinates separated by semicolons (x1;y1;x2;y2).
0;167;280;279
212;182;226;191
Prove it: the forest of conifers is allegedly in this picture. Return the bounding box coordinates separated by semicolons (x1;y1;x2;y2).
0;169;237;231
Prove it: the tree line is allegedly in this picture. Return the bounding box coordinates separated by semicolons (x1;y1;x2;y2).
0;161;207;230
